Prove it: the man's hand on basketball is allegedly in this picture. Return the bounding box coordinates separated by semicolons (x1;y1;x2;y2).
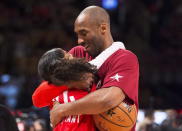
50;101;65;128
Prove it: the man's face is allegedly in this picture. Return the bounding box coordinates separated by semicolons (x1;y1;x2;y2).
74;14;104;58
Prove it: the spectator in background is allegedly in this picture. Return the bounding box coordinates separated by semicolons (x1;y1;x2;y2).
173;115;182;130
34;119;47;131
0;74;20;109
160;109;182;131
161;109;177;127
136;109;160;131
0;104;19;131
23;118;35;131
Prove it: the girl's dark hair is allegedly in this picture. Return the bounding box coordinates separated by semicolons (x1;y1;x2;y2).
49;58;97;85
38;48;65;82
38;48;97;85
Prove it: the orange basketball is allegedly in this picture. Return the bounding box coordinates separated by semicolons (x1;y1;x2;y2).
93;102;137;131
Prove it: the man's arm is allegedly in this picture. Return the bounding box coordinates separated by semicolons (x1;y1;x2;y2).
50;86;125;127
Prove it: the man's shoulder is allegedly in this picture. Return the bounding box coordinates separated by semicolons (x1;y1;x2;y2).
99;49;139;74
109;49;138;63
118;49;138;58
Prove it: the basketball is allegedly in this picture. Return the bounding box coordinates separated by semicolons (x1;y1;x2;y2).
93;102;137;131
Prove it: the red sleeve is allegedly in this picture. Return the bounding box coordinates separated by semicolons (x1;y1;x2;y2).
32;81;68;108
69;46;92;61
101;50;139;107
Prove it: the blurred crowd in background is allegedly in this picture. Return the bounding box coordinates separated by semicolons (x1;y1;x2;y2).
1;104;182;131
0;0;182;130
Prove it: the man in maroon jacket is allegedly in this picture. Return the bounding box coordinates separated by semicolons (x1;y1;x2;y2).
48;6;139;131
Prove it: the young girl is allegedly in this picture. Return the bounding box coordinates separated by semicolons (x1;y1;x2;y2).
32;48;97;131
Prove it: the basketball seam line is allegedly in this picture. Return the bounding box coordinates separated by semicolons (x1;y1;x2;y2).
99;105;135;128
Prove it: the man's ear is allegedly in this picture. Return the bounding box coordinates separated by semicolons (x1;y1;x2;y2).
100;23;107;34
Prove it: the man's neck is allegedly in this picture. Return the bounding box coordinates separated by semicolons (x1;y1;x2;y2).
103;35;114;50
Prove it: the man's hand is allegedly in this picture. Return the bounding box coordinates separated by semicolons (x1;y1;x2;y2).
50;101;65;128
